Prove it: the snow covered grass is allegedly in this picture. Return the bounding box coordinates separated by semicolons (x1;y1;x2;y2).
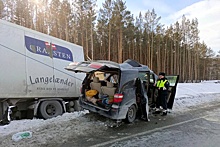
1;81;220;147
173;82;220;113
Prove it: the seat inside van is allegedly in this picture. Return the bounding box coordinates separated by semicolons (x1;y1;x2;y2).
101;82;116;97
90;77;102;93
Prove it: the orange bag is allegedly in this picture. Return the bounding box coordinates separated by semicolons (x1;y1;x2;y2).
86;90;98;97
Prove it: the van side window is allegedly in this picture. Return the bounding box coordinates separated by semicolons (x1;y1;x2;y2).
109;74;118;84
138;72;147;82
150;74;154;83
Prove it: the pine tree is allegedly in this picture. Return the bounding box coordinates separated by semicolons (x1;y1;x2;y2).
59;0;73;41
0;0;217;81
134;12;144;63
173;21;181;76
191;18;200;81
99;0;113;60
14;0;33;28
155;24;164;74
74;0;96;60
48;0;61;37
86;0;96;59
113;0;132;63
123;13;135;61
4;0;16;21
96;12;108;59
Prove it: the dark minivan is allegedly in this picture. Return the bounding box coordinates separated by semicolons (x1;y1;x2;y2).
66;59;179;123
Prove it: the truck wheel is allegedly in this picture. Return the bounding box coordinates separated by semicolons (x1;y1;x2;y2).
125;105;137;123
39;101;63;119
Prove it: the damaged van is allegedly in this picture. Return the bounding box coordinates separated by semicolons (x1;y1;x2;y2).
65;59;179;123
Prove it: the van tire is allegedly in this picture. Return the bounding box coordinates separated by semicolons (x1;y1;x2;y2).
39;101;63;119
125;105;137;123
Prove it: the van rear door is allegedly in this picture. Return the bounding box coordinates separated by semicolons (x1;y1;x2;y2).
65;61;120;73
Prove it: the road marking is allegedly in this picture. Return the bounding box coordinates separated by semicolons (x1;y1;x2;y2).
91;114;209;147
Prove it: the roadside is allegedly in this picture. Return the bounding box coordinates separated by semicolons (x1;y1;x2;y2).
64;99;220;147
98;104;220;147
1;82;220;147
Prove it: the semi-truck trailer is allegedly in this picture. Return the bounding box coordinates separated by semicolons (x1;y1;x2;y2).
0;19;85;123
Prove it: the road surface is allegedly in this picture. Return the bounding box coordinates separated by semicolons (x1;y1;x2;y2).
62;103;220;147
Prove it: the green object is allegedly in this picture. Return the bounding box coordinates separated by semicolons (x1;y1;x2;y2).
12;131;33;142
21;132;31;138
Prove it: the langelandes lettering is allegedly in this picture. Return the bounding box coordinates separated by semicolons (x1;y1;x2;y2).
29;76;74;87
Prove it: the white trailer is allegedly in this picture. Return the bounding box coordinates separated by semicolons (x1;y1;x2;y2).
0;19;85;123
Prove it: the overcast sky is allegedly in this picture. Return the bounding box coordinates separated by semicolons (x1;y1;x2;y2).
97;0;220;54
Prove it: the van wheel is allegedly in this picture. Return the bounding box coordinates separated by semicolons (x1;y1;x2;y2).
125;105;137;123
39;101;63;119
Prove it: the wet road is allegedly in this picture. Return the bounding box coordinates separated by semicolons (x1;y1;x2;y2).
105;111;220;147
63;103;220;147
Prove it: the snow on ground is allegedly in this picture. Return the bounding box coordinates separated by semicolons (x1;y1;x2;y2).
173;81;220;113
1;81;220;147
0;111;109;147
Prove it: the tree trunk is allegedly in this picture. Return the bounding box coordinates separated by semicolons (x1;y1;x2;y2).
118;27;123;63
85;27;89;59
108;24;111;60
91;21;94;60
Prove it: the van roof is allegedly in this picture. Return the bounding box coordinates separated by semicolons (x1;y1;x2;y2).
120;59;151;72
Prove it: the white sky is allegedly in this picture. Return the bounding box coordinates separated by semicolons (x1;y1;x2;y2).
166;0;220;53
96;0;220;54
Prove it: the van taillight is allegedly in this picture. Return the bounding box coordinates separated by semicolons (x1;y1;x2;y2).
113;94;123;103
80;87;82;93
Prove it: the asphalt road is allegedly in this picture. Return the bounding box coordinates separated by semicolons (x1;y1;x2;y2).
62;103;220;147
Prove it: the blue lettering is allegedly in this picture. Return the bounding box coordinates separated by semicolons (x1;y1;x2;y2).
25;36;73;61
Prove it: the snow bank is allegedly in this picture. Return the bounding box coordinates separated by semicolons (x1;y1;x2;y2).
1;81;220;147
0;111;109;147
176;82;220;98
173;82;220;113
